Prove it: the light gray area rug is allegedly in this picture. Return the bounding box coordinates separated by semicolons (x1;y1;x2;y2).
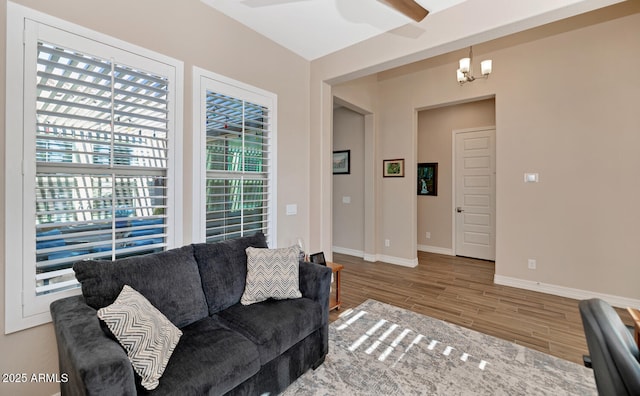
283;299;596;395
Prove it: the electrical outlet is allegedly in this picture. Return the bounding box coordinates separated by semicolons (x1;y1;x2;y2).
384;239;390;247
426;232;431;239
528;259;537;270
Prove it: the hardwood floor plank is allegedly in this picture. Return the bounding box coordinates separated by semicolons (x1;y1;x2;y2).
328;252;633;365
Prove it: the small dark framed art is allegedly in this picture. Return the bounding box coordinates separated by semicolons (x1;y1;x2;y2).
333;150;350;175
417;162;438;196
383;159;405;177
309;252;327;266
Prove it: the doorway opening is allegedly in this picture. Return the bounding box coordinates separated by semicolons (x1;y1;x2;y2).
332;97;375;261
416;97;496;261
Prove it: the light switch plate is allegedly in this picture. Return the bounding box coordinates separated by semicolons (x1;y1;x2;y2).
524;173;539;183
286;204;297;215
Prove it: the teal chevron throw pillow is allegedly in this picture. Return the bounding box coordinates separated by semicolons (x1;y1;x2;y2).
97;285;182;390
241;246;302;305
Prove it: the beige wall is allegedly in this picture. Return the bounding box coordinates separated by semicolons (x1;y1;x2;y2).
491;8;640;296
1;0;310;394
417;99;496;251
329;3;640;301
333;107;365;254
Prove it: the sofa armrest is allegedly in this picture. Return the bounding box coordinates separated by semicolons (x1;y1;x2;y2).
299;262;332;325
50;295;137;396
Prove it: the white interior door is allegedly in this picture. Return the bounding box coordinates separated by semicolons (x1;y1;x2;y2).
454;128;496;261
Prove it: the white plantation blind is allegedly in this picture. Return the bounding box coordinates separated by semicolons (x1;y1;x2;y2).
5;5;182;332
34;41;170;295
204;91;272;242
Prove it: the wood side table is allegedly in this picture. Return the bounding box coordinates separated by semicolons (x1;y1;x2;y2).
326;262;343;311
627;307;640;347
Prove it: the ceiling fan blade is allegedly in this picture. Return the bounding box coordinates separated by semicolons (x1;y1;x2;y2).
380;0;429;22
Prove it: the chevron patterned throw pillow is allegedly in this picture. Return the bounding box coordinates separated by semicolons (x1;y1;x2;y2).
97;285;182;390
241;246;303;305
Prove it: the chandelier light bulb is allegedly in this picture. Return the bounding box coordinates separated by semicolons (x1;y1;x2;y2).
481;59;492;76
456;69;465;82
459;57;470;73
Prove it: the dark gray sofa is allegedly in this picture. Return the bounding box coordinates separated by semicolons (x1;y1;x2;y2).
50;233;332;395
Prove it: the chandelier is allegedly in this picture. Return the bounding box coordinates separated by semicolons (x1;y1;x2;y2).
457;46;492;84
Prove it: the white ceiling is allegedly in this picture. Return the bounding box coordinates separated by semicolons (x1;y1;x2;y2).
201;0;467;60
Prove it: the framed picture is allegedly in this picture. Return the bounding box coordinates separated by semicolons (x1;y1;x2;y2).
309;252;327;266
417;162;438;196
333;150;350;174
383;159;405;177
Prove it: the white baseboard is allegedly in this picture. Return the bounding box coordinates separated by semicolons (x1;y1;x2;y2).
417;244;454;256
332;246;364;258
363;253;377;262
494;274;640;309
376;254;418;268
332;247;418;268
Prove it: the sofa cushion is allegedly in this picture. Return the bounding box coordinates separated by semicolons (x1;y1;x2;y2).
74;245;208;328
215;298;322;365
97;285;182;391
140;317;261;395
192;233;268;315
241;246;302;305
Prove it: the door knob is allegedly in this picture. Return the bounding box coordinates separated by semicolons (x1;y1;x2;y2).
456;207;464;213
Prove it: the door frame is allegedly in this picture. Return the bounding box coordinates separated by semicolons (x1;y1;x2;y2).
451;126;496;258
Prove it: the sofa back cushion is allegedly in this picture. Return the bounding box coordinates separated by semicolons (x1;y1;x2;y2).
73;245;209;328
192;233;268;315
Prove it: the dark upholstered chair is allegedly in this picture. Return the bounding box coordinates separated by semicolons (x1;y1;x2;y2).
579;298;640;395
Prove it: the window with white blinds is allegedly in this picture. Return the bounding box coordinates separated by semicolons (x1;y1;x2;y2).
35;43;170;296
194;70;276;246
5;3;183;332
205;92;271;242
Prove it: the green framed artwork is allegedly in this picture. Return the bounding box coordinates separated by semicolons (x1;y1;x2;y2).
383;159;404;177
417;162;437;196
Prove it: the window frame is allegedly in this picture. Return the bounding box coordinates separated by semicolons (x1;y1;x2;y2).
192;67;277;247
4;2;184;333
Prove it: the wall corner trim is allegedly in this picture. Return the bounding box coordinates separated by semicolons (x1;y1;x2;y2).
332;246;365;258
417;245;454;256
363;254;377;262
376;254;419;268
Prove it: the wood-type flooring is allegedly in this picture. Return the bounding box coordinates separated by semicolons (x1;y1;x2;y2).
328;251;633;365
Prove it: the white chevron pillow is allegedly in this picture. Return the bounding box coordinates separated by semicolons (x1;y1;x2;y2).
97;285;182;390
241;246;302;305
